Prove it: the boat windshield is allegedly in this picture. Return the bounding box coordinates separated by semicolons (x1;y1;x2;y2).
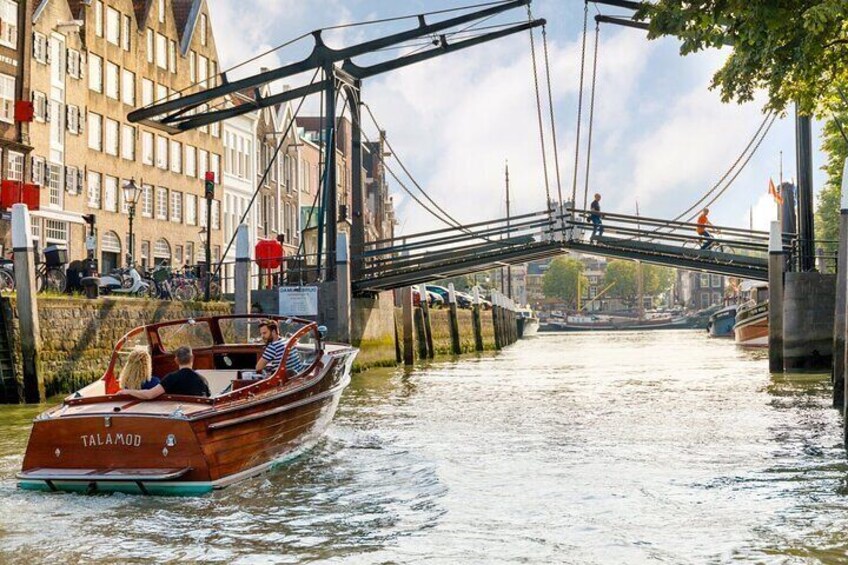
218;317;305;345
157;320;215;351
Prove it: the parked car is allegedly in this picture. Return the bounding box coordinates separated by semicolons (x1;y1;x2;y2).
425;284;450;303
413;288;444;308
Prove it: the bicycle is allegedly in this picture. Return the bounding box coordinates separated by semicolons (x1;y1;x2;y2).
682;238;735;264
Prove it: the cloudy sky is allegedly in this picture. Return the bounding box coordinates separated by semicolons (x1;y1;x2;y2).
210;0;827;236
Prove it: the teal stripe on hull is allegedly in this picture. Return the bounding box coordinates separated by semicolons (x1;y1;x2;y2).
18;479;213;497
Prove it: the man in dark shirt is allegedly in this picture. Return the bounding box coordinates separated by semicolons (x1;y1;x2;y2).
589;193;603;240
120;346;210;399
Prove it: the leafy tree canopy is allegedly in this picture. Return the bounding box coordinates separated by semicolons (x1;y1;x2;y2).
542;257;587;307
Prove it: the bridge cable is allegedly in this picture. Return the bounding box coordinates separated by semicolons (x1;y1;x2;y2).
542;25;565;212
571;2;590;214
526;7;553;220
582;19;601;219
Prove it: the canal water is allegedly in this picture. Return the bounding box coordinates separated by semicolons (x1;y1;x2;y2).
1;330;846;564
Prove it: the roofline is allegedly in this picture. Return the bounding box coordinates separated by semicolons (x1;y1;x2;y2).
179;0;202;55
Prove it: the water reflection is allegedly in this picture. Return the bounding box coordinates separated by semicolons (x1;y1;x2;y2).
0;331;846;563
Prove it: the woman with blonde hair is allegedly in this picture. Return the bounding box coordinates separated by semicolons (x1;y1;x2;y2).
119;347;160;390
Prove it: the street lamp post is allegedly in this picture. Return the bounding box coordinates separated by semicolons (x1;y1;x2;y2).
122;178;141;266
204;172;215;301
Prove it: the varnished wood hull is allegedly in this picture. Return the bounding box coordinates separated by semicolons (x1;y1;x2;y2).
18;347;356;496
734;305;768;348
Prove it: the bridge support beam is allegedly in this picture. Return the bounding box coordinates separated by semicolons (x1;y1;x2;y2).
835;160;848;409
768;221;784;374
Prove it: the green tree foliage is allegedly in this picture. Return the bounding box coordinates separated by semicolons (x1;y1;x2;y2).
604;260;676;307
637;1;848;115
815;114;848;243
542;257;587;307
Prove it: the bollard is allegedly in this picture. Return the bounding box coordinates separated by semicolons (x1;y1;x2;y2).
12;205;43;403
448;283;462;355
335;233;352;344
401;286;415;365
472;287;484;352
414;285;428;360
420;284;435;358
768;221;784;375
839;159;848;409
234;224;251;315
492;292;503;350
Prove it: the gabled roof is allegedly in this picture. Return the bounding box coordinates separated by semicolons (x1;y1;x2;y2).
66;0;90;19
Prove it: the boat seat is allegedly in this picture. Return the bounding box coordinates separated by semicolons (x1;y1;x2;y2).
196;370;240;396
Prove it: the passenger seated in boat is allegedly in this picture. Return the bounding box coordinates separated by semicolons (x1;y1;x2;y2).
255;319;303;378
120;346;211;399
119;348;160;391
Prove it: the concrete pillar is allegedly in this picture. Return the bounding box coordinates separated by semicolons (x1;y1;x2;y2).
420;284;435;358
234;224;251;316
784;271;836;371
836;160;848;408
448;283;462;355
769;221;785;375
472;286;484;352
335;233;351;344
401;286;414;365
12;205;42;403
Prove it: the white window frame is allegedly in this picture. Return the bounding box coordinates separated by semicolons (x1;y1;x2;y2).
142;131;154;165
88;112;102;151
156;135;168;169
185;145;196;178
141;184;153;218
104;118;119;156
0;0;18;49
105;6;120;46
122;14;131;51
156;33;167;70
88;53;102;93
170;191;182;223
186;194;197;226
105;61;119;100
146;28;153;63
121;69;135;106
121;124;135;161
88;171;102;209
170;140;182;173
156;187;168;220
94;0;103;37
104;175;118;212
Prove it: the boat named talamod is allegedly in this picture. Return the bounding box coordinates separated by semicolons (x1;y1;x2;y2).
734;282;768;347
17;315;357;496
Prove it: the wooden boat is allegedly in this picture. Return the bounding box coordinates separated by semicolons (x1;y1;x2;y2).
734;283;768;347
516;308;540;337
707;305;737;338
17;315;357;496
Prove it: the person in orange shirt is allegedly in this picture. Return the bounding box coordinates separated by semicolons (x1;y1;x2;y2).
697;208;717;249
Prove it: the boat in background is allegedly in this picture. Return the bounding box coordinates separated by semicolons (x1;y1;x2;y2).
18;315;357;496
707;304;737;338
516;308;540;337
734;282;768;347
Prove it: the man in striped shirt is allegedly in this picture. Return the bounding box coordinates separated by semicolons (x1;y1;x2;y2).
256;319;303;377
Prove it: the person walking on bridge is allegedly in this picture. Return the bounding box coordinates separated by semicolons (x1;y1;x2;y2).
589;193;604;240
697;208;717;249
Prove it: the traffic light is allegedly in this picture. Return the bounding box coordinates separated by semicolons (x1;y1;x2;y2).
204;171;215;198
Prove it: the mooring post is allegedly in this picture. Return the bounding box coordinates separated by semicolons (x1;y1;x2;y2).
401;286;415;365
472;286;484;352
448;283;462;355
492;292;503;350
768;220;785;374
335;232;352;344
509;298;517;344
12;205;43;404
234;224;251;315
414;285;428;360
835;160;848;409
420;284;435;358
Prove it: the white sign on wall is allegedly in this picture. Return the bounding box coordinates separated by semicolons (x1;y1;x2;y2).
279;286;318;317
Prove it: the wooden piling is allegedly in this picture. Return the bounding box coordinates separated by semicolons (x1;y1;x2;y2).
420;284;435;358
401;286;415;365
472;287;484;352
768;221;784;374
837;160;848;409
12;205;43;403
448;283;462;355
414;286;428;360
492;292;502;350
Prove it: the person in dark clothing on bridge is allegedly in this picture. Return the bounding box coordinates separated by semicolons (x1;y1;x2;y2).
589;193;604;240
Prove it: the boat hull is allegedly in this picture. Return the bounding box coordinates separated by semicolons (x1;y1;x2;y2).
517;317;540;338
734;305;768;347
18;348;356;496
708;307;737;338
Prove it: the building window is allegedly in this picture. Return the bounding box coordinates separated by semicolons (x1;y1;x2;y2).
141;131;154;165
67;49;81;78
198;149;208;178
121;69;135;106
88;171;101;209
171;191;182;223
210;153;220;183
45;220;68;243
212;200;220;230
47;163;62;207
186;242;195;265
711;274;722;288
156;33;167;69
8;151;22;181
33;32;47;64
0;73;13;123
699;273;710;288
141;78;153;106
32;156;45;186
154;238;170;265
156;83;167;104
88;112;102;150
146;28;153;63
88;53;102;92
140;240;150;268
94;0;103;37
32;91;47;122
122;14;131;51
156;135;168;169
121;125;135;160
105;61;119;99
158;0;165;23
104;175;118;212
65;166;80;194
185;145;196;177
105;118;119;156
141;184;153;217
66;105;81;134
170;140;182;173
156;187;168;220
186;194;197;226
197;54;207;88
199;197;207;227
168;39;176;73
105;7;120;45
189;51;196;83
174;245;183;265
200;13;207;46
0;0;17;49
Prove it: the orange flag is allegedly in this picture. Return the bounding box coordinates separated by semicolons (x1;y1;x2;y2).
768;178;784;205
